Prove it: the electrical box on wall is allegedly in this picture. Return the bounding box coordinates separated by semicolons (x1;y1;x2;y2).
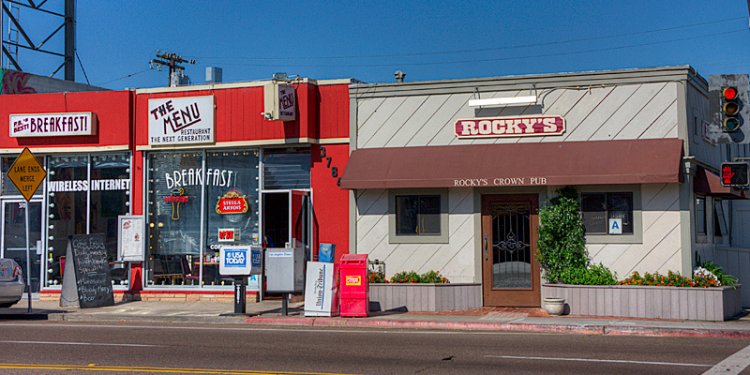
263;82;297;122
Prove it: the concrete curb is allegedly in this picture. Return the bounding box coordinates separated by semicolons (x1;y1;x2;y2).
47;313;250;324
244;316;750;338
9;311;750;339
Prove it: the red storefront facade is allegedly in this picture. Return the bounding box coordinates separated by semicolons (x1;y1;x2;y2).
0;78;351;301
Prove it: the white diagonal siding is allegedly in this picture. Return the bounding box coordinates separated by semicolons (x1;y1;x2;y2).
588;184;682;278
355;188;477;283
355;82;678;149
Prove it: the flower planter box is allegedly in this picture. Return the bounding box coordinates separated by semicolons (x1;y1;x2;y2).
369;283;481;312
542;283;743;321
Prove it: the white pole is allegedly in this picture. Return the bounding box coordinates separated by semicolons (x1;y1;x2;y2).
25;201;32;312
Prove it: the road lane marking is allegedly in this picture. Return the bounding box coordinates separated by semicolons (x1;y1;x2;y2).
0;340;158;347
703;344;750;374
0;322;539;336
0;363;353;375
487;355;711;367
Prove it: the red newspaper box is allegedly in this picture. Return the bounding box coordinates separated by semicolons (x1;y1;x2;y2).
339;254;369;317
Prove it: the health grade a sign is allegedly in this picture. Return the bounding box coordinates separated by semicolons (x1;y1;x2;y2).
219;246;262;276
148;95;214;146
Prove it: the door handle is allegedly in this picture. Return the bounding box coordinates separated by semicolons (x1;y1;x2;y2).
483;233;489;259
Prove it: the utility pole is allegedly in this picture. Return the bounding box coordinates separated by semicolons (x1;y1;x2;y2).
149;51;195;87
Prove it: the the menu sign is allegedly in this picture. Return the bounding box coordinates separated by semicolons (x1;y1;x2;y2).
454;115;565;139
148;95;214;146
10;112;97;137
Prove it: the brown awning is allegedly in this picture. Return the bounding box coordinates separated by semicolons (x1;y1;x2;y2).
694;166;745;199
341;138;684;189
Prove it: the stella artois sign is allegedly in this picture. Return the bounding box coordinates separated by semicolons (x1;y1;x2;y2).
216;190;249;215
454;115;565;139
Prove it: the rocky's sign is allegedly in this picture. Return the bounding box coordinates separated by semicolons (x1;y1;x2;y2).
148;95;214;146
454;115;565;139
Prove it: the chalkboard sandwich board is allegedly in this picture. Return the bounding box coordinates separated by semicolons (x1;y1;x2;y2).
69;234;115;308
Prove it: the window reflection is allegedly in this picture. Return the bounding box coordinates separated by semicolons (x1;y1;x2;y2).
147;150;260;287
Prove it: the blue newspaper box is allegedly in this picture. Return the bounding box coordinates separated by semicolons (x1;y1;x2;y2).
319;243;335;263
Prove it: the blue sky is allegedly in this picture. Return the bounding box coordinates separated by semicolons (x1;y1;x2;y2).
4;0;750;89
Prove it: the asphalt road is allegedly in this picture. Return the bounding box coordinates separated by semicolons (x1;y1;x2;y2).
0;320;748;375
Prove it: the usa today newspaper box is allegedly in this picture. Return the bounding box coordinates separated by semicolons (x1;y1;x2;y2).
219;246;262;314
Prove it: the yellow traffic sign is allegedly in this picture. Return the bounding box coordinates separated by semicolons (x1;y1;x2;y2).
8;148;46;201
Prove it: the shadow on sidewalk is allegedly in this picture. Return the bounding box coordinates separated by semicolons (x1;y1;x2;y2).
0;307;66;320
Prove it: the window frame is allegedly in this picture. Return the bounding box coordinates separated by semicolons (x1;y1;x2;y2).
577;186;642;244
388;189;449;244
695;195;707;243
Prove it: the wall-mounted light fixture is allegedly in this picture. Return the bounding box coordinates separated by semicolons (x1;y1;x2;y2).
468;95;537;107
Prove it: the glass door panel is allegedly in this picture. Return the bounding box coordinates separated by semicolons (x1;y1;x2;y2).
2;200;43;293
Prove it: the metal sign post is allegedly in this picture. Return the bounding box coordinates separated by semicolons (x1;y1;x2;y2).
7;148;47;313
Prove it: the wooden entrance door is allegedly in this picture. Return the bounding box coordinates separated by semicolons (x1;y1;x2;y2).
481;194;540;307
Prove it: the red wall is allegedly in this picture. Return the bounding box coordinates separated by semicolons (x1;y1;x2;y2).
316;84;350;139
134;83;341;145
1;81;351;293
0;90;133;149
134;82;351;259
310;143;350;262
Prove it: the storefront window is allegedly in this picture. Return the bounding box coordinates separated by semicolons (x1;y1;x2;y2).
148;152;203;286
581;192;633;235
47;155;88;286
90;154;131;284
46;153;131;287
262;148;310;190
205;150;259;285
695;197;707;236
395;195;441;236
147;149;260;287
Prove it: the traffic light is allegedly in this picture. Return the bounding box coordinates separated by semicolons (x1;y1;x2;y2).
720;162;749;187
721;86;742;132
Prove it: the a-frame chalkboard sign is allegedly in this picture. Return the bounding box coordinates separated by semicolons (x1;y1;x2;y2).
60;234;115;308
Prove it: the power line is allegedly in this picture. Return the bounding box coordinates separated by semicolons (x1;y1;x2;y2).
188;16;747;62
193;27;749;69
97;68;150;85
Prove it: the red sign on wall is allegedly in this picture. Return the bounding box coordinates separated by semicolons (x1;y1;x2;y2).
216;190;249;215
454;115;565;139
218;228;238;242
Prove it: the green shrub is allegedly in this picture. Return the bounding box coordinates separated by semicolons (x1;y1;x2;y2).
559;263;617;285
368;271;387;283
698;261;737;287
419;270;449;284
537;187;588;283
388;270;450;284
390;271;420;283
620;271;723;288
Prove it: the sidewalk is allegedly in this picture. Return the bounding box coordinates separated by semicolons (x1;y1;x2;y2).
3;299;750;339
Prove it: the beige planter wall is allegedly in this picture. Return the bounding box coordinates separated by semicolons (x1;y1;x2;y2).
542;284;742;321
369;283;482;312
